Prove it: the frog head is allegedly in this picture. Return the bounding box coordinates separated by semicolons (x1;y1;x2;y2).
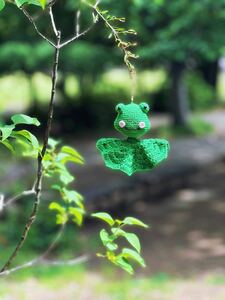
114;102;150;139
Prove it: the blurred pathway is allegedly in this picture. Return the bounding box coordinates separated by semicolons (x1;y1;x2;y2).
203;109;225;137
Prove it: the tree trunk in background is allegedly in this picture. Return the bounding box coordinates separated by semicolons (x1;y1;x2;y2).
200;60;218;103
200;60;218;89
170;62;189;127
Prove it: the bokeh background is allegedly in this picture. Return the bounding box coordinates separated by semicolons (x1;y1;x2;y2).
1;0;225;299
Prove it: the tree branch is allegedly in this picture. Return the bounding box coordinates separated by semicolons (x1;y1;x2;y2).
0;190;35;211
0;31;62;274
0;222;88;277
75;10;81;35
0;255;89;277
21;7;56;48
59;1;99;49
0;1;96;274
49;6;58;37
40;223;65;259
59;22;95;49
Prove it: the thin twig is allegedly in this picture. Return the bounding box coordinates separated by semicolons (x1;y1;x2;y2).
0;255;89;277
59;23;95;49
59;1;99;49
0;223;88;277
21;7;56;48
2;190;35;209
94;0;101;8
40;224;66;259
0;31;62;274
49;6;58;37
86;0;137;101
75;10;81;35
47;0;58;9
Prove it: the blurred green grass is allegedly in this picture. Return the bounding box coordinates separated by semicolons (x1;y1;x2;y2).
0;262;176;300
1;263;225;300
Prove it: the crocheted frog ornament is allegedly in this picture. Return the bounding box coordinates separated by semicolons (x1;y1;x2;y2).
96;102;170;176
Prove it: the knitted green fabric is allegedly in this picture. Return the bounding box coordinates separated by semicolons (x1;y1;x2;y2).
96;102;170;176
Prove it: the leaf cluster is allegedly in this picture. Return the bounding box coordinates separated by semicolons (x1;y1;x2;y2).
0;0;47;11
45;139;86;226
94;5;138;79
0;114;40;153
92;212;148;274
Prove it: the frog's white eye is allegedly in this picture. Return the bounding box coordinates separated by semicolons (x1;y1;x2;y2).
139;121;146;129
119;120;126;128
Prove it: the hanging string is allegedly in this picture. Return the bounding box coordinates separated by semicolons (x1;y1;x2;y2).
130;68;137;103
124;51;138;103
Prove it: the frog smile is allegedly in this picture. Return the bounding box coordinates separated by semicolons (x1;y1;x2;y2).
123;126;144;131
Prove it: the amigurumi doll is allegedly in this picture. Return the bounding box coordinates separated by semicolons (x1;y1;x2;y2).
96;102;170;176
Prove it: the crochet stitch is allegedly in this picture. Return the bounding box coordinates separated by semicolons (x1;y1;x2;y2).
96;102;170;176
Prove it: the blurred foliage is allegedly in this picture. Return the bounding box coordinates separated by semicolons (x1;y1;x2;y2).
217;72;225;103
133;0;225;63
158;116;214;138
0;0;225;129
186;72;215;111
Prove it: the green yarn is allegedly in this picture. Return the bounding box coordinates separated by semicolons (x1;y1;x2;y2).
114;103;150;138
96;102;170;176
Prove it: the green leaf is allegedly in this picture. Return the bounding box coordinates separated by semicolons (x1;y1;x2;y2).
0;125;15;141
0;0;5;11
59;169;74;185
0;140;15;152
49;202;68;224
100;229;110;245
69;207;84;226
100;229;118;251
61;146;84;162
55;214;68;225
15;0;27;6
39;0;46;8
114;256;134;275
62;188;84;208
92;212;115;226
106;242;118;251
51;184;62;191
57;153;84;165
13;130;39;149
122;248;146;267
111;228;141;253
48;138;60;150
11;114;40;126
122;217;148;228
15;0;42;7
49;202;63;211
124;233;141;253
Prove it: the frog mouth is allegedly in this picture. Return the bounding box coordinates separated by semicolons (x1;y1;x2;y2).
123;127;143;131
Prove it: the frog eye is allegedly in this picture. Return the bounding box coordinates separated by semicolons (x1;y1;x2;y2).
140;102;150;113
119;120;126;128
139;121;146;129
